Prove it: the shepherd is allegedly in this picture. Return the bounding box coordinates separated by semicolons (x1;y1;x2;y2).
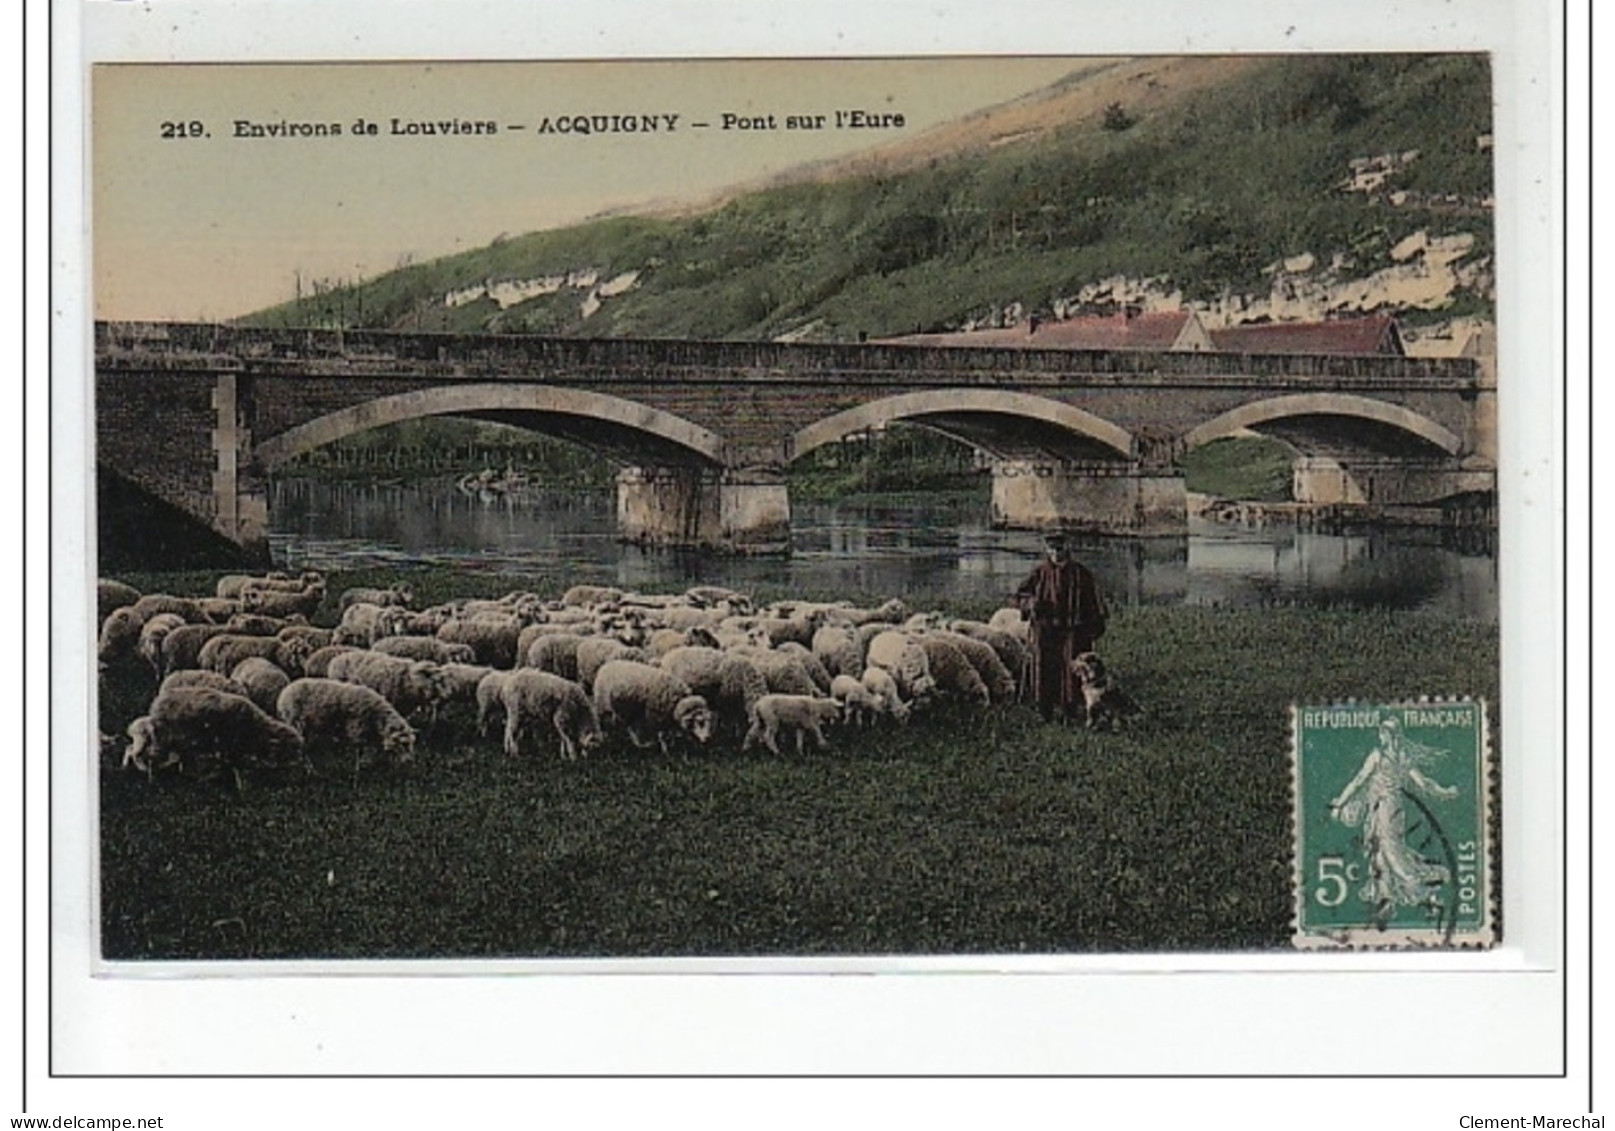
1013;530;1109;724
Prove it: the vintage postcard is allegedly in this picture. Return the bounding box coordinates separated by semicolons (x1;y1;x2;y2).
88;53;1504;967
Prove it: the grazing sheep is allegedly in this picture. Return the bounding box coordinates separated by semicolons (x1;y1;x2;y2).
126;686;304;776
914;634;990;707
811;623;865;681
561;584;623;608
136;613;187;677
777;642;833;693
226;613;291;637
371;635;476;665
158;624;235;675
683;585;752;613
193;597;240;624
198;633;309;678
575;637;650;693
302;644;362;679
219;570;321;599
948;620;1030;691
436;662;494;714
525;632;588;679
865;631;937;703
326;650;453;722
742;694;843;756
241;582;325;620
276;678;416;775
859;666;913;725
400;608;453;635
228;656;292;716
339;583;415;610
829;674;884;729
277;624;335;654
334;603;410;647
97;607;145;665
592;659;714;753
730;645;822;698
129;594;210;625
157;669;250;700
658;647;768;739
497;670;602;760
98;579;141;623
934;630;1017;703
437;614;524;669
823;597;909;628
986;606;1031;641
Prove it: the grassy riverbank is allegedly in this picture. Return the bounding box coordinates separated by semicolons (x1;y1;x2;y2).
98;571;1498;959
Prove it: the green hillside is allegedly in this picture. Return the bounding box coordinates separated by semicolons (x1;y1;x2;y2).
241;54;1492;341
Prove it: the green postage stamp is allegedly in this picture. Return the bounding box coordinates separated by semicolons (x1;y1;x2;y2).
1292;700;1495;949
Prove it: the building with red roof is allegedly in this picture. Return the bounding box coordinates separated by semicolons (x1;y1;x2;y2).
1207;314;1405;356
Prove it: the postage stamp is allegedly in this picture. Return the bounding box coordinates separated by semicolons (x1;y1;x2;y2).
1291;699;1495;949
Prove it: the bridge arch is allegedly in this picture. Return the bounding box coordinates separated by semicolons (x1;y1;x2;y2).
253;383;727;470
1183;393;1463;458
787;390;1134;464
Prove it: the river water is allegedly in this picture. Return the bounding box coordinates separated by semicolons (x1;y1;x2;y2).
267;478;1498;621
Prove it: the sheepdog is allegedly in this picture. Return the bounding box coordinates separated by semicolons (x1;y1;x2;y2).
1070;652;1140;731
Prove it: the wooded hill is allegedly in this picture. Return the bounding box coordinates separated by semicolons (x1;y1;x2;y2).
241;54;1493;343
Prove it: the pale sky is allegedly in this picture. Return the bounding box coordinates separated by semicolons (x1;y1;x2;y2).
92;58;1085;321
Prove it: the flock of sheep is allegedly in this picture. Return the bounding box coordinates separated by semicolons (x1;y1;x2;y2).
96;571;1035;785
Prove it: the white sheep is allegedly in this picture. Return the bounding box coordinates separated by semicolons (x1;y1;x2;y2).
98;578;141;623
742;693;843;756
935;630;1017;703
371;635;477;665
777;642;833;693
592;659;714;753
575;637;650;692
136;613;187;678
326;650;453;722
829;674;883;729
657;646;768;740
126;686;304;777
158;624;235;675
228;656;292;716
859;666;913;725
811;623;865;681
157;669;251;700
198;633;311;678
240;581;325;620
561;583;623;608
525;631;588;679
339;583;415;610
914;634;990;706
730;645;822;698
497;669;602;761
334;603;410;647
302;644;362;679
276;677;417;776
437;613;524;668
864;630;937;703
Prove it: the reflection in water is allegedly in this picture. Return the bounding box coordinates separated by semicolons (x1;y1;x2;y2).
268;478;1497;621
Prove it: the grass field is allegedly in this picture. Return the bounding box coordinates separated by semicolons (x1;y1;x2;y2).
96;571;1499;960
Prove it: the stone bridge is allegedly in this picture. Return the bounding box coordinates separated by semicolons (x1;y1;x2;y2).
95;321;1496;559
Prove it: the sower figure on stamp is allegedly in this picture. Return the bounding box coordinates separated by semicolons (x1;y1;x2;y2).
1013;530;1108;724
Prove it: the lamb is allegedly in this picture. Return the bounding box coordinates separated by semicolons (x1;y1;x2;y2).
436;613;524;669
276;678;417;775
97;579;141;623
859;666;913;725
228;656;292;716
863;631;938;703
371;635;477;665
325;650;453;722
495;669;602;761
339;583;415;610
591;659;715;753
829;674;884;730
334;603;410;647
914;634;990;707
125;686;304;777
742;693;843;756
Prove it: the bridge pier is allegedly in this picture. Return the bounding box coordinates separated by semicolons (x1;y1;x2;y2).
617;465;791;553
989;459;1187;535
1292;456;1496;510
211;374;271;563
